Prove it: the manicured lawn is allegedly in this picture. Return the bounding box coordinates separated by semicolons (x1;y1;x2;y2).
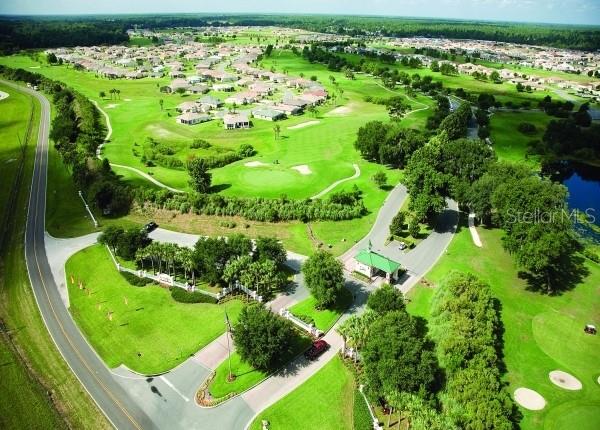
65;244;245;374
289;287;353;331
0;83;35;226
249;355;355;430
490;110;550;167
411;219;600;430
208;333;312;398
208;352;267;399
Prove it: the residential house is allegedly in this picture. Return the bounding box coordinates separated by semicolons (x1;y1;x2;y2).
274;103;302;115
177;112;211;125
177;101;199;113
252;108;285;121
198;95;223;109
223;113;251;129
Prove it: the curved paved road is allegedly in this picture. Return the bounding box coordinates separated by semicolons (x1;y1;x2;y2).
2;80;156;430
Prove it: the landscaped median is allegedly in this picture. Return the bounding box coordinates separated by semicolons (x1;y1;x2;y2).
65;244;244;375
197;329;312;406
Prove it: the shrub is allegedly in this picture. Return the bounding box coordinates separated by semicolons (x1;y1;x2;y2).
517;122;537;135
294;313;316;326
170;287;218;304
190;138;211;149
120;271;151;287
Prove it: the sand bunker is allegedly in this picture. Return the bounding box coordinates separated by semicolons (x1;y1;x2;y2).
288;120;320;130
124;98;132;102
549;370;582;390
0;91;9;101
514;388;546;411
291;165;312;175
245;161;269;168
327;105;353;116
105;104;119;109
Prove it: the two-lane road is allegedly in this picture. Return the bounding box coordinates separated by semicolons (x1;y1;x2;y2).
3;80;155;430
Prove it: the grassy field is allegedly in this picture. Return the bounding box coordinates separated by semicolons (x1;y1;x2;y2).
408;219;600;430
490;110;550;167
289;288;353;331
0;83;110;428
65;244;245;374
0;82;69;429
249;355;355;430
0;52;413;200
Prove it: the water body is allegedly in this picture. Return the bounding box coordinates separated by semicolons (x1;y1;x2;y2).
551;161;600;242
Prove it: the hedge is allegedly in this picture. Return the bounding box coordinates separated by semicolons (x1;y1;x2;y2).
120;271;152;287
171;287;218;304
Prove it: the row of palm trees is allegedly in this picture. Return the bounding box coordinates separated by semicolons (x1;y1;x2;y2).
134;242;196;284
336;309;379;361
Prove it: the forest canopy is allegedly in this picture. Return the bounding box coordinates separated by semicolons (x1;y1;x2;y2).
1;14;599;51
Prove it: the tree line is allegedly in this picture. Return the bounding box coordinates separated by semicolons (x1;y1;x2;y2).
0;19;128;53
2;15;598;52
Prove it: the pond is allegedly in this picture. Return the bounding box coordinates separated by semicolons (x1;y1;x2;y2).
551;161;600;242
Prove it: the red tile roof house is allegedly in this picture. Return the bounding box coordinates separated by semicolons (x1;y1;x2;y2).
223;113;251;130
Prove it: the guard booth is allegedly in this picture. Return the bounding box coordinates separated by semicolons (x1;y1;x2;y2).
354;248;401;282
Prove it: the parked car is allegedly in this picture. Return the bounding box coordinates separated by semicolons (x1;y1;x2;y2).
399;241;407;250
304;339;329;360
143;221;158;233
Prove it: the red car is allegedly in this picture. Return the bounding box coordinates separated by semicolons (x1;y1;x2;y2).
304;339;329;360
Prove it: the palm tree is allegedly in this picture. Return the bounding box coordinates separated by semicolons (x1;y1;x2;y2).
115;89;121;100
180;248;195;284
273;124;281;140
135;248;146;271
159;99;164;111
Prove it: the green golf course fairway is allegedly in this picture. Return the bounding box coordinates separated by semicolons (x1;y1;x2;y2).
249;355;354;430
490;110;550;166
407;219;600;430
65;244;244;375
0;52;412;199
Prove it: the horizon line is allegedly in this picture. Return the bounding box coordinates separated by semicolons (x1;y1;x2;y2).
0;11;599;28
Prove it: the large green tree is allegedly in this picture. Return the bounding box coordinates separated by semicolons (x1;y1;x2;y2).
362;310;439;398
367;284;405;315
187;158;212;193
233;304;297;371
302;250;345;309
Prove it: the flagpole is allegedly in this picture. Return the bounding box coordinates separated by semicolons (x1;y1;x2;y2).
225;310;233;381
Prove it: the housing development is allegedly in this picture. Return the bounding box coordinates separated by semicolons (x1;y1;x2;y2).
0;4;599;430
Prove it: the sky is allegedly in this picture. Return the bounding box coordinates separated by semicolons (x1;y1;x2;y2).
1;0;599;26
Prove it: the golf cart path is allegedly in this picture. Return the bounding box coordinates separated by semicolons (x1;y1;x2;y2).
468;213;483;247
311;163;360;199
92;100;184;193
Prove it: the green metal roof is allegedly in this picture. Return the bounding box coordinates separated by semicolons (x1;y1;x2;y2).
355;249;401;273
